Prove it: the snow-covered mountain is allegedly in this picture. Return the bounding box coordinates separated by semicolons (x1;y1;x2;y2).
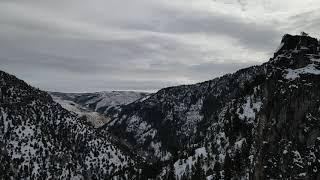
101;34;320;179
50;91;149;113
0;72;140;179
1;34;320;179
49;91;149;128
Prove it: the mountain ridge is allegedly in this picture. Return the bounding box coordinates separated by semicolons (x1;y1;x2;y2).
1;33;320;179
101;33;320;179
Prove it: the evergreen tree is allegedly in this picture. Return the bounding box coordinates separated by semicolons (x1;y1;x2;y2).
192;160;205;180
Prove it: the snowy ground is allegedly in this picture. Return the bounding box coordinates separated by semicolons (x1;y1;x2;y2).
285;64;320;80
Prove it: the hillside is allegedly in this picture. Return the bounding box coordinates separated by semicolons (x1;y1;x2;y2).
0;71;139;179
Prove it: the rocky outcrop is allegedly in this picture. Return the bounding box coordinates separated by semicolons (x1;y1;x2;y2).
276;34;318;54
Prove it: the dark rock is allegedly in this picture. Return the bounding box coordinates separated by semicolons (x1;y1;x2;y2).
276;34;318;55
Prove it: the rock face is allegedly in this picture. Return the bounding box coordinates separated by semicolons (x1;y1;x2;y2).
279;34;318;53
1;34;320;179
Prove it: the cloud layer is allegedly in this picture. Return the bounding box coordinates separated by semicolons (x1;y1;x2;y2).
1;0;320;92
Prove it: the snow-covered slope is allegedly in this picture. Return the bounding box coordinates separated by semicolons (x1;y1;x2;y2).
0;71;139;179
50;94;110;128
50;91;149;128
50;91;149;113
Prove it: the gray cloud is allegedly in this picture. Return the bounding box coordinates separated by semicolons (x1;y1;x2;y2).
0;0;318;92
2;60;253;92
119;3;281;51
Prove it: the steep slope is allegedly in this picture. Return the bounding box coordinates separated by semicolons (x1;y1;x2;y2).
102;34;320;179
251;34;320;179
0;71;139;179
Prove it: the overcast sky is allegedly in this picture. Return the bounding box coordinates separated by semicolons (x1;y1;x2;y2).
1;0;320;92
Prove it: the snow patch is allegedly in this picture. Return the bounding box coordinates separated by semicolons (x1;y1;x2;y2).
234;138;246;150
195;147;207;157
174;147;207;178
285;64;320;80
139;95;151;102
275;42;284;53
237;96;262;123
311;57;320;63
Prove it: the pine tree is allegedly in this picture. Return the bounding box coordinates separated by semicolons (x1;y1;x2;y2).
167;163;176;180
192;160;205;180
